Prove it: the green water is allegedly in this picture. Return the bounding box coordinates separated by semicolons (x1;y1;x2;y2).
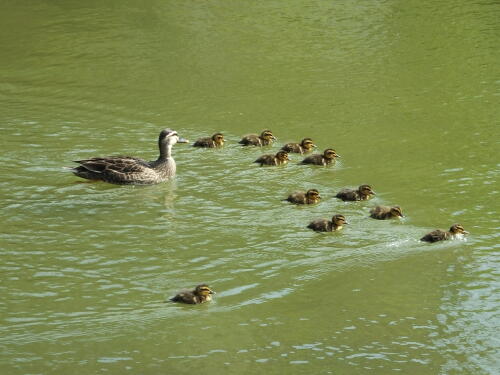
1;1;499;374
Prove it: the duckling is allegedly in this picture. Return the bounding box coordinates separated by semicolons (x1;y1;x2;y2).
169;284;216;304
336;184;375;201
307;214;348;232
420;224;469;243
369;205;404;220
239;130;276;146
301;148;340;166
193;133;224;148
285;189;321;204
281;138;316;154
254;150;290;166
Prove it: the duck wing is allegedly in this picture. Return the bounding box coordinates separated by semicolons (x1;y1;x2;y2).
73;156;154;184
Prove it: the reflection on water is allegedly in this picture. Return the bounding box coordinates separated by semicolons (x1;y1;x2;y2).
1;0;498;374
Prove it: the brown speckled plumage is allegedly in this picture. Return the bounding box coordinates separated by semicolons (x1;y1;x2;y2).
239;130;276;146
281;138;316;154
193;133;225;148
308;214;348;232
71;129;187;185
336;185;375;201
254;150;290;166
301;148;340;166
169;284;216;304
286;189;321;204
369;205;404;220
421;224;468;242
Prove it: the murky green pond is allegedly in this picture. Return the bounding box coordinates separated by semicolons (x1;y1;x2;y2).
1;1;498;374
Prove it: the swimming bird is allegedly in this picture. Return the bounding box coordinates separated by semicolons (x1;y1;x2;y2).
71;129;188;185
281;138;316;154
193;133;225;148
369;205;404;220
169;284;216;304
336;185;375;201
239;130;276;146
301;148;340;165
307;214;348;232
254;150;290;166
420;224;469;243
285;189;321;204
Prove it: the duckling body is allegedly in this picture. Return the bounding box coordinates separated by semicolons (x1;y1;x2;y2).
336;185;375;201
239;130;276;146
369;205;404;220
421;224;468;243
301;149;340;166
193;133;224;148
169;284;215;304
71;129;188;185
286;189;321;204
254;150;289;166
308;214;348;232
281;138;316;154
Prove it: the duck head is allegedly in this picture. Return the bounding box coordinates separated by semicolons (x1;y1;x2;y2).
275;150;290;162
332;214;348;227
323;148;340;160
449;224;468;235
390;206;404;218
306;189;321;201
260;130;276;141
194;284;216;297
300;138;316;151
211;133;225;145
359;184;375;196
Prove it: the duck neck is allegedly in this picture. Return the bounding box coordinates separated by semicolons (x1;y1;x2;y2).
158;142;173;161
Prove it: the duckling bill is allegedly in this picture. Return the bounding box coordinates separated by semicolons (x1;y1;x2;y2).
286;189;321;204
239;130;276;146
421;224;468;243
193;133;224;148
254;150;289;166
169;284;215;304
308;214;348;232
281;138;316;154
369;205;404;220
301;148;340;166
336;185;375;201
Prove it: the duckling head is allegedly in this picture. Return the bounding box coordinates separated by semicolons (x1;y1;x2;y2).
306;189;321;201
449;224;468;235
260;130;276;141
212;133;225;145
390;206;404;218
359;184;375;196
300;138;316;150
275;150;290;162
332;214;348;227
323;148;340;159
194;284;216;297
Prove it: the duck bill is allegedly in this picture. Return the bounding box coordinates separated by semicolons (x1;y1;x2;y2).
177;137;189;143
370;191;376;195
462;231;469;235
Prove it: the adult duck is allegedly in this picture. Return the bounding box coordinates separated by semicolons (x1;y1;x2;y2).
71;128;188;185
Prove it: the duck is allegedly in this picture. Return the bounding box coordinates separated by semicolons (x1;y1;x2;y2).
420;224;469;243
239;130;276;146
307;214;348;232
254;150;290;166
301;148;340;165
281;138;316;154
70;129;188;185
169;284;216;304
369;205;404;220
285;189;321;204
336;184;375;201
193;133;225;148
